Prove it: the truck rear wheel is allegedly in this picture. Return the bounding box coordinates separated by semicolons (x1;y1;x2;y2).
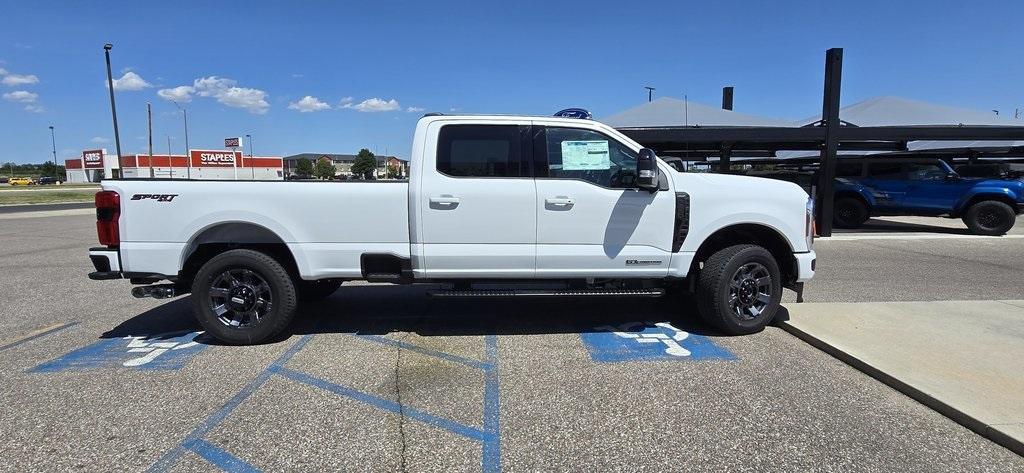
962;200;1015;236
696;244;782;335
190;249;298;345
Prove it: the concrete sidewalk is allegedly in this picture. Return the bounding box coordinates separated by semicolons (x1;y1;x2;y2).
780;300;1024;456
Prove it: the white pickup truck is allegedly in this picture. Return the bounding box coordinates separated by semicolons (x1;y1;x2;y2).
88;114;816;344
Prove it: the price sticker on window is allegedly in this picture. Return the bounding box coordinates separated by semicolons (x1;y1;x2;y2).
561;140;610;170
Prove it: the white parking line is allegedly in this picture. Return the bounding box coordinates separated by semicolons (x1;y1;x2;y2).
819;234;1024;241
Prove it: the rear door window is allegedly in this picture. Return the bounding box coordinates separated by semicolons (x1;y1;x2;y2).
867;162;904;180
436;125;524;177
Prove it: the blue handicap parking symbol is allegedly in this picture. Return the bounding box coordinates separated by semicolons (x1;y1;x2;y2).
580;321;734;362
31;331;208;372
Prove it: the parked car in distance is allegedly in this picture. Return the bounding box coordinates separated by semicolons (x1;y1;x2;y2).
8;177;34;186
0;177;9;184
831;158;1024;235
36;176;58;185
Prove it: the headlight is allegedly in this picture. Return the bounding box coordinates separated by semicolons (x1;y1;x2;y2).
805;197;815;249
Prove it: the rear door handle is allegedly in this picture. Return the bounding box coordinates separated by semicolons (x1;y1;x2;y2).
545;197;574;206
429;195;460;205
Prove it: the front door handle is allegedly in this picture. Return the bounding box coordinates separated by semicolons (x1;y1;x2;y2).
545;197;574;206
429;195;460;207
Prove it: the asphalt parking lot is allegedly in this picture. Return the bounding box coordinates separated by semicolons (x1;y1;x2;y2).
2;212;1023;471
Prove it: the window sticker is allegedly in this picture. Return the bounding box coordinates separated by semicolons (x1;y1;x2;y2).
561;140;610;170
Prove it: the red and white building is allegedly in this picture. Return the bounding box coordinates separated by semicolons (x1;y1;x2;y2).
65;149;284;182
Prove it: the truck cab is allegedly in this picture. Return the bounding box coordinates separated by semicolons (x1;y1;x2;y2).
88;114;816;344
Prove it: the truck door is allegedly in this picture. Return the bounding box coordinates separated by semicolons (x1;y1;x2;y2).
901;161;974;213
862;161;909;210
533;125;674;277
416;122;536;277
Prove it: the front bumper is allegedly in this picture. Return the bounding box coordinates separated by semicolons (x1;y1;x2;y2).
88;247;121;280
794;250;816;282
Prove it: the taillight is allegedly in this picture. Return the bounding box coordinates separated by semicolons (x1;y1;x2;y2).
95;191;120;247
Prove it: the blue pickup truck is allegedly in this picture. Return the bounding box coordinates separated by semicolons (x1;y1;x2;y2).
830;158;1024;235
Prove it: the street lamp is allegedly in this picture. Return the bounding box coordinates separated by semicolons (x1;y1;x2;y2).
172;100;190;178
245;134;253;157
48;126;56;162
644;86;655;102
103;43;123;163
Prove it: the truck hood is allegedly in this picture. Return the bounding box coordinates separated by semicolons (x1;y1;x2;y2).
684;172;811;200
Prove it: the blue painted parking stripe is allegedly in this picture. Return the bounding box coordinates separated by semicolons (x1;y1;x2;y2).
276;366;492;442
146;335;314;472
481;335;501;473
184;438;261;473
356;335;491;371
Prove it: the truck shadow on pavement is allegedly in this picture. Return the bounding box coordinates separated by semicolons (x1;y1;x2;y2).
100;284;749;345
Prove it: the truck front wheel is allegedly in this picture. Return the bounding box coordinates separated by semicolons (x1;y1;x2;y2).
696;244;782;335
190;249;298;345
962;200;1016;236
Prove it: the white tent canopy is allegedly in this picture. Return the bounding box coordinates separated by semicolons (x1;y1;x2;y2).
601;97;794;128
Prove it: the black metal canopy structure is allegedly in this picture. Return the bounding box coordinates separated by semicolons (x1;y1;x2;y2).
615;48;1024;236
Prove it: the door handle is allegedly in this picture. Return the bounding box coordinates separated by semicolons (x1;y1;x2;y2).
545;197;574;206
429;195;460;205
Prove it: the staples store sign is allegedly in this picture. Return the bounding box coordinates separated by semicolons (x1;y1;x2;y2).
191;150;241;168
83;150;104;169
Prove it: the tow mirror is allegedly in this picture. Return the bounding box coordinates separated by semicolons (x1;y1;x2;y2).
637;148;660;192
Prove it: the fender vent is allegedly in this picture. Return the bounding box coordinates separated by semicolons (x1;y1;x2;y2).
673;192;690;252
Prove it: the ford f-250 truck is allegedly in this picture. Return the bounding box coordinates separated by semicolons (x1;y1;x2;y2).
88;114;816;344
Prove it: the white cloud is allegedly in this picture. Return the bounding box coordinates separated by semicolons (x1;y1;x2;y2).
344;97;400;112
24;104;44;113
0;68;7;75
110;71;151;91
2;73;39;86
3;90;37;103
156;76;269;114
287;95;331;112
90;136;110;144
291;73;304;78
406;106;425;113
157;85;195;103
449;107;461;112
339;96;353;106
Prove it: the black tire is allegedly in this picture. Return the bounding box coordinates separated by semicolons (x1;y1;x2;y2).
298;279;342;302
962;200;1016;236
190;249;298;345
833;197;869;228
695;244;782;335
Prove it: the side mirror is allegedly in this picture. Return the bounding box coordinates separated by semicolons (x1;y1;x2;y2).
637;148;660;192
945;172;959;181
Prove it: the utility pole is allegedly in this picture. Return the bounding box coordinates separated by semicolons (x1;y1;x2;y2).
147;102;154;178
103;44;123;163
167;135;173;179
246;134;253;157
644;86;655;102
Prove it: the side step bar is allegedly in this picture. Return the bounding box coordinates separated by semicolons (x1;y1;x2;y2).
429;288;665;298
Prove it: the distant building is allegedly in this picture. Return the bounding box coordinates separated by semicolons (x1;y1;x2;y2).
283;153;408;178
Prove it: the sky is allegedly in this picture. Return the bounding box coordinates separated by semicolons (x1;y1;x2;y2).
1;0;1022;164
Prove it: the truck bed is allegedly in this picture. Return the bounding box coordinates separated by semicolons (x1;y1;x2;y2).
102;180;411;279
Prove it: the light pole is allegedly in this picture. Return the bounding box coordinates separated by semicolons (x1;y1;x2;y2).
246;134;253;157
103;44;123;164
644;86;655;102
48;126;57;162
172;100;190;178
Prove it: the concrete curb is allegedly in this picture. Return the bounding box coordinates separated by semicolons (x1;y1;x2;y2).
778;320;1023;457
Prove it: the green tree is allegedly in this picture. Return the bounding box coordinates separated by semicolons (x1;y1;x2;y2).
313;158;336;180
351;148;377;179
295;158;313;178
41;161;58;177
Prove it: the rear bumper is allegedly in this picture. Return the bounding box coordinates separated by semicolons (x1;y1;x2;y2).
794;250;816;283
88;247;121;280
